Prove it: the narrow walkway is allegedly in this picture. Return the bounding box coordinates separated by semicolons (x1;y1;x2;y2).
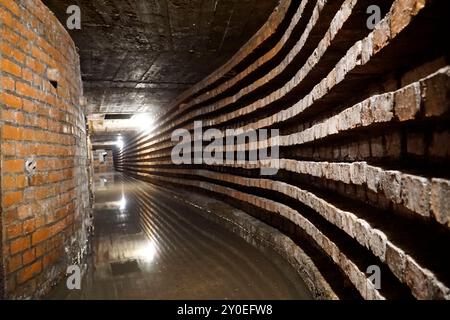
48;172;311;299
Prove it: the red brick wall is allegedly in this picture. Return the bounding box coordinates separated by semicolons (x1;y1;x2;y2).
0;0;91;298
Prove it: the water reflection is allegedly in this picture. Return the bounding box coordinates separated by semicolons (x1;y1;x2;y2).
136;239;158;263
47;172;312;300
119;195;127;211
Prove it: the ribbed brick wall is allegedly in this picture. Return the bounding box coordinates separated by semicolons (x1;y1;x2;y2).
116;0;450;299
0;0;91;298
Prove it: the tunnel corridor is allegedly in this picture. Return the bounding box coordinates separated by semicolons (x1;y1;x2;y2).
47;172;310;300
0;0;449;303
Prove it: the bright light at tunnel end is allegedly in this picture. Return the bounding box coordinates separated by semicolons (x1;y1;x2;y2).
133;113;154;132
116;136;124;149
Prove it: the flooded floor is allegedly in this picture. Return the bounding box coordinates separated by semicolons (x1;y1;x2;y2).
47;172;312;299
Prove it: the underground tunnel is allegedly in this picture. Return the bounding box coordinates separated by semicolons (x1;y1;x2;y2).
0;0;449;304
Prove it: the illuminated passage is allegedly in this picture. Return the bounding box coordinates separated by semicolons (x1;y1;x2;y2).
1;0;449;300
47;173;312;299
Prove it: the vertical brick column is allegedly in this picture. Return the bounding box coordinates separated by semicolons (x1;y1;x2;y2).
0;0;91;298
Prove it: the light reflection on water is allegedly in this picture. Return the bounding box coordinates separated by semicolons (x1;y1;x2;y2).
119;195;127;211
135;239;158;263
47;172;312;300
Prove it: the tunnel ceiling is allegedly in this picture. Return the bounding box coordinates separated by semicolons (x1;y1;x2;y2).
42;0;280;117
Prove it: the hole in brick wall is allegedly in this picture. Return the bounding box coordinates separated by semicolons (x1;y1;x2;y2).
47;68;60;90
104;114;134;120
50;80;58;89
25;157;37;175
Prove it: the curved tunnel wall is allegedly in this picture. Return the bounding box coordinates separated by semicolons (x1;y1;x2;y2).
0;0;90;298
116;0;450;299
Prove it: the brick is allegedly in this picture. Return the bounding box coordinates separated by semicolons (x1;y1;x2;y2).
43;250;62;268
327;68;336;91
0;58;22;77
47;68;60;82
335;60;346;84
341;212;356;238
1;75;15;90
23;219;36;234
429;131;450;158
358;140;371;158
386;242;406;282
384;76;398;92
390;0;426;38
22;99;37;113
353;219;371;249
2;175;16;190
371;136;384;158
35;243;46;258
8;254;22;273
32;228;51;245
6;223;22;240
420;68;450;117
405;256;432;299
360;99;372;126
372;17;390;54
35;186;53;200
385;131;402;158
380;170;402;204
0;92;22;109
15;175;27;189
0;0;21;16
3;191;23;207
26;56;46;75
401;57;447;87
346;40;362;71
350;162;366;185
16;82;39;100
401;174;430;217
371;94;393;123
407;133;425;156
17;260;42;284
2;142;16;156
2;125;23;140
10;236;30;255
22;249;36;265
394;82;421;121
17;204;33;220
361;33;373;65
4;209;18;226
3;159;24;173
430;178;450;227
1;42;26;64
340;144;349;160
2;109;25;124
369;229;387;261
365;166;381;192
338;163;351;183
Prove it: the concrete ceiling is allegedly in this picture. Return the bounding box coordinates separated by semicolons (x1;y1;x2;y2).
43;0;279;117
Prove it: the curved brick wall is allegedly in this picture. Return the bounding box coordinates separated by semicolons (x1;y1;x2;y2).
116;0;450;299
0;0;90;298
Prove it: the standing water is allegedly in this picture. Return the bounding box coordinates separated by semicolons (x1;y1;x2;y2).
47;172;312;299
